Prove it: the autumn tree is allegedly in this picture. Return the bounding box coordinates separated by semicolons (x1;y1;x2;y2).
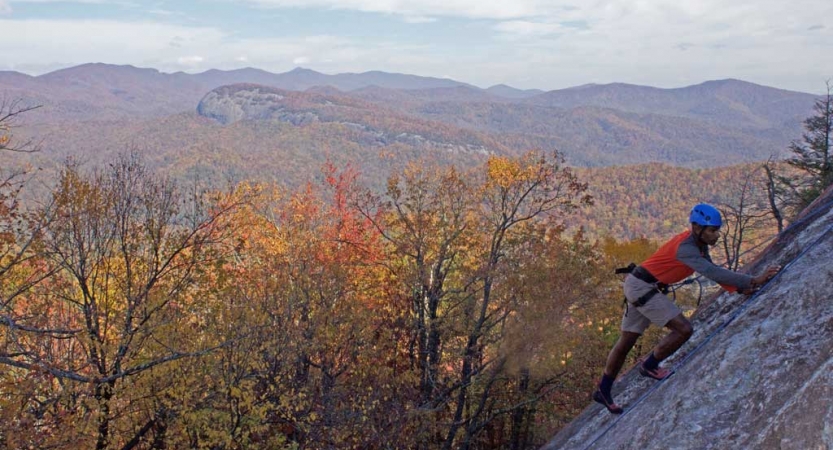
0;99;58;449
713;166;780;271
0;99;50;319
0;153;239;449
144;183;292;449
167;165;408;450
762;158;785;233
354;159;472;429
0;98;40;154
354;150;591;448
474;227;616;448
243;167;398;449
440;151;591;449
0;99;46;310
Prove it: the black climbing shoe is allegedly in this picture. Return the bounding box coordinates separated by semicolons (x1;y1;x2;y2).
638;365;672;380
593;389;624;414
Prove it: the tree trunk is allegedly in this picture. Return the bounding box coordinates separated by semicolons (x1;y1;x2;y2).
443;340;475;450
509;369;531;450
96;381;115;450
763;162;784;232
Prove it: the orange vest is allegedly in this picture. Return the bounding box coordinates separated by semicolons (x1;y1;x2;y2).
641;230;697;285
640;230;738;292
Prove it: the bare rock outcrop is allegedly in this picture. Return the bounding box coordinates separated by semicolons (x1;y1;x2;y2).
196;84;301;125
544;187;833;450
195;83;491;156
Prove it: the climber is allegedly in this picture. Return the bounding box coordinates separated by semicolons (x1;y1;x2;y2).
593;203;781;414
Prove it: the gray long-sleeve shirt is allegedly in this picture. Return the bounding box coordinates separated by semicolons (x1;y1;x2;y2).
676;233;754;290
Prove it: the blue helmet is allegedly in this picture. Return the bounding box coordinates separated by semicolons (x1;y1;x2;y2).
689;203;722;227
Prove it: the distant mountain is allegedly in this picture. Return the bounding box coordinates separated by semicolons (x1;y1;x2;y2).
189;67;285;89
0;63;820;170
524;79;816;130
194;83;777;168
486;84;544;99
341;82;814;166
328;70;476;91
0;63;512;122
1;63;206;120
0;70;38;87
348;85;503;107
388;101;790;166
192;67;475;92
10;82;511;193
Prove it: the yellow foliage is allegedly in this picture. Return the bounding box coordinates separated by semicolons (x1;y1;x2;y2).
486;154;543;188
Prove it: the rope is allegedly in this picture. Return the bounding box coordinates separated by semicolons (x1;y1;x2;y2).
580;199;833;450
666;275;702;305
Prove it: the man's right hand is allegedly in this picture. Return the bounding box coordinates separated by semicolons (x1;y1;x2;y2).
752;265;781;287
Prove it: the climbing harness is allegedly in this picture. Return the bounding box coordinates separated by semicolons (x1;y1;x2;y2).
629;265;668;306
615;264;701;315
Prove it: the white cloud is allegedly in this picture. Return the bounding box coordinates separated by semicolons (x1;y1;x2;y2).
0;17;424;76
479;0;833;91
0;0;11;14
403;15;435;24
0;19;226;72
241;0;553;20
177;55;204;66
148;9;176;16
1;0;832;93
10;0;128;3
494;20;564;37
239;0;833;40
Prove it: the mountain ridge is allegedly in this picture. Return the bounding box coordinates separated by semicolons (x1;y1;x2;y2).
0;62;820;170
524;78;815;129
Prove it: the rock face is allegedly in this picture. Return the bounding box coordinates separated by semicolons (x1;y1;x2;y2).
195;83;491;155
196;84;295;125
544;188;833;450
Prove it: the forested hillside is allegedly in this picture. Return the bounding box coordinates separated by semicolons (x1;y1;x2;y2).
14;110;776;243
571;163;774;238
1;149;667;449
14;118;779;243
2;139;786;448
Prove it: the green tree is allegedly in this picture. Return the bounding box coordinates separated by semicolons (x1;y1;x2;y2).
780;81;833;213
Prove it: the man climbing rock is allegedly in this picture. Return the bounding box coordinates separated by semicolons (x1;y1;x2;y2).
593;203;781;414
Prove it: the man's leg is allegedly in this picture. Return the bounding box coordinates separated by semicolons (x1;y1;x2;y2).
640;314;693;379
652;314;693;361
595;331;641;413
604;331;641;378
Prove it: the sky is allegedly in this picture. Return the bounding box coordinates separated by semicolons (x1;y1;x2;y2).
1;0;832;93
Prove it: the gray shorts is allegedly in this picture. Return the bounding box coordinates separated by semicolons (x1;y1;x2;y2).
621;274;682;334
